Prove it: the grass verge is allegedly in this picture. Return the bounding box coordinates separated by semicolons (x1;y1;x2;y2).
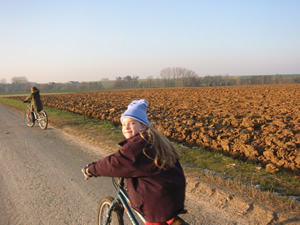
0;97;299;213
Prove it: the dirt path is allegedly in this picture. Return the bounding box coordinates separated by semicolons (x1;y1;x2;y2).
0;104;299;224
0;104;115;224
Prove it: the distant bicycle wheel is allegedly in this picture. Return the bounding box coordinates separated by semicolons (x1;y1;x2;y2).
24;109;35;127
38;110;48;130
97;196;124;225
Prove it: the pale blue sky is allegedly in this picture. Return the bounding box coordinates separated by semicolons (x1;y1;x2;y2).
1;0;299;83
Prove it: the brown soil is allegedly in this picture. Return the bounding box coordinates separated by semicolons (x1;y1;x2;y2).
12;84;300;173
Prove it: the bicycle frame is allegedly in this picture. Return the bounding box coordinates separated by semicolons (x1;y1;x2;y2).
26;105;38;120
25;106;39;124
24;102;48;130
117;187;145;224
104;178;145;225
34;111;43;122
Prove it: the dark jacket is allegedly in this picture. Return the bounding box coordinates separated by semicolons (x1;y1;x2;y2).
88;133;186;222
25;90;43;112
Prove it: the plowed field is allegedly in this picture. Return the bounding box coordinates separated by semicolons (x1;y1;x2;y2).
13;84;300;173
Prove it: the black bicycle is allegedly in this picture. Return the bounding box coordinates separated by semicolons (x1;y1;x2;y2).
24;102;48;130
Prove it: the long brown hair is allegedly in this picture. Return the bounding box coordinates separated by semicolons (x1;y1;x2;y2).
140;126;181;170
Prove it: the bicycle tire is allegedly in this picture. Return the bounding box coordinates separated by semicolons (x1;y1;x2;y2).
97;196;124;225
38;110;48;130
24;109;35;127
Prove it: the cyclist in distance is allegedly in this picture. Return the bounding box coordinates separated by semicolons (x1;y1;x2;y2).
82;99;188;225
23;86;43;120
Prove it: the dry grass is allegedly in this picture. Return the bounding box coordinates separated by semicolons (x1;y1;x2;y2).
184;167;300;213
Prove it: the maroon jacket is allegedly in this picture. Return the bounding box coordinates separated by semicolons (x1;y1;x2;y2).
88;133;186;222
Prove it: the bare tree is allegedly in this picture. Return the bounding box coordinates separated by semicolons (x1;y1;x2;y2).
113;77;123;89
160;67;175;87
11;76;29;92
274;74;283;84
0;79;6;92
146;76;154;88
160;67;198;87
180;67;198;87
131;75;139;88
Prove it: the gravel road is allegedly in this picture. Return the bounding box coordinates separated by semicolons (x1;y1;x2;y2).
0;104;118;224
1;104;295;225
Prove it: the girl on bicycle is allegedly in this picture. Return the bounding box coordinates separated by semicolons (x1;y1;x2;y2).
23;86;43;112
82;99;187;225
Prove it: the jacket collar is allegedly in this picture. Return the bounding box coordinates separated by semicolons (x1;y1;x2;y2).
118;133;140;146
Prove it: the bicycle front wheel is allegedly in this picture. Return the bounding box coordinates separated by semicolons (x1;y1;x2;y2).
98;196;124;225
24;109;35;127
38;110;48;130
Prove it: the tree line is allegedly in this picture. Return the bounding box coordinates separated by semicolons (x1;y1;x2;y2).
121;67;299;89
0;77;104;93
1;67;299;93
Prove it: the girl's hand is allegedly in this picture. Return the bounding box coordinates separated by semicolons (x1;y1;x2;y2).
81;167;93;180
